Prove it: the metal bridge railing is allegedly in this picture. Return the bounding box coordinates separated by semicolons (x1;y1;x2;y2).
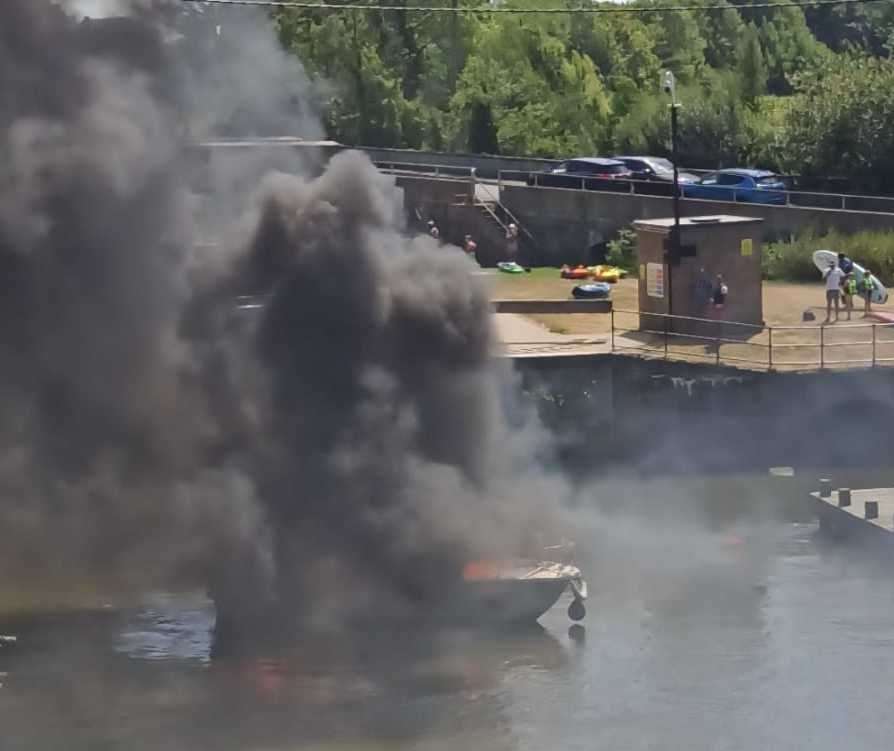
375;160;894;214
610;309;894;371
495;170;894;215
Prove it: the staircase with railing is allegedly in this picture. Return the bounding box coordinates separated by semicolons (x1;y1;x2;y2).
377;160;540;265
463;170;539;264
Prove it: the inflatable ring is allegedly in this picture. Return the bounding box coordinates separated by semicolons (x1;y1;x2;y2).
572;283;611;299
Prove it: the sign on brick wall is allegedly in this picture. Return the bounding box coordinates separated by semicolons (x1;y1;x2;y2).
646;263;665;298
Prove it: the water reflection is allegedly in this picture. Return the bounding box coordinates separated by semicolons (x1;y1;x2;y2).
2;596;571;751
7;472;894;750
116;593;214;663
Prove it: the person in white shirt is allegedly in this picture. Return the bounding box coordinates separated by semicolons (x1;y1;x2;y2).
823;261;844;323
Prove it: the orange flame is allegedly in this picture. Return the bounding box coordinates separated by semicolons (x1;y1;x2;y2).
462;560;511;581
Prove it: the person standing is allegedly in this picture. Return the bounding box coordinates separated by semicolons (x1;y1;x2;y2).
862;269;875;316
843;272;857;320
505;223;519;261
693;267;713;313
463;234;478;259
823;260;844;323
712;273;728;309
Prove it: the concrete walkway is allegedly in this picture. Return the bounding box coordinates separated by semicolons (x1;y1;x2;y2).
494;313;609;358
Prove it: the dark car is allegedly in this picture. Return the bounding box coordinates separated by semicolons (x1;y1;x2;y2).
613;156;698;185
612;155;699;196
682;168;788;205
527;157;632;191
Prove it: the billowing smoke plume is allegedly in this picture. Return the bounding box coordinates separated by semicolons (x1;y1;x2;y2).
0;1;563;623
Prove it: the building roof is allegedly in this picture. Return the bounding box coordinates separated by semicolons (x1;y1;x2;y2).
633;215;764;230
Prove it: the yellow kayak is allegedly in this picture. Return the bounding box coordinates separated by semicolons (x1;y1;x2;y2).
587;265;627;283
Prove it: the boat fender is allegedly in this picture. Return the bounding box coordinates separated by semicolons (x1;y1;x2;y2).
568;599;586;622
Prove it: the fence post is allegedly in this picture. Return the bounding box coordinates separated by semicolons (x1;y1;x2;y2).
716;320;721;366
841;195;847;211
820;324;825;369
872;323;877;367
611;309;615;352
664;315;669;359
768;326;773;371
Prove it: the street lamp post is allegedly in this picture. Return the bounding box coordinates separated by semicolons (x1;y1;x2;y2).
663;70;681;319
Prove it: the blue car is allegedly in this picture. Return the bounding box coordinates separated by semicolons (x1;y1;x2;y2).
682;168;787;205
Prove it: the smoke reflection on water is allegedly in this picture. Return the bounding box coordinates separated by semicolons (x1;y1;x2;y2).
1;593;568;751
6;473;894;750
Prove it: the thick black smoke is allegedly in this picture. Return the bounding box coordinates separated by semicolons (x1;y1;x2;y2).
0;1;564;623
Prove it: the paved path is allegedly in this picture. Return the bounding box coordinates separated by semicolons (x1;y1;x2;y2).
494;313;609;358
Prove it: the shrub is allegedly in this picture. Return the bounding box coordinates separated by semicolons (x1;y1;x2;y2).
763;229;894;285
606;227;638;272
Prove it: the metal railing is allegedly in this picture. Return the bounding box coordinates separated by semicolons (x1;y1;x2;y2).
474;177;538;248
377;160;540;252
376;160;894;215
610;309;894;371
495;170;894;214
376;161;476;180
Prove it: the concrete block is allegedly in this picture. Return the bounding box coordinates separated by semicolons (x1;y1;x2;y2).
838;488;851;507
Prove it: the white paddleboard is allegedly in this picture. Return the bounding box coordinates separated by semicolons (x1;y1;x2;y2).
812;249;888;304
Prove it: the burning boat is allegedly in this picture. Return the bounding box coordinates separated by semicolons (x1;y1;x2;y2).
211;552;588;642
451;559;588;625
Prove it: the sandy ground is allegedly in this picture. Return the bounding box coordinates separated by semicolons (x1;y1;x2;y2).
487;269;894;369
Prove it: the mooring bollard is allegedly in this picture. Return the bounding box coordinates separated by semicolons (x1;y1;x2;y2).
819;479;832;498
838;488;852;507
865;500;879;520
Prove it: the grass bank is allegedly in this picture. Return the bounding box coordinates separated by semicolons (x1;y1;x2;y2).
763;230;894;285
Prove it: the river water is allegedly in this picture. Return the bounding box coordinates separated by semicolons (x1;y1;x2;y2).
3;472;894;750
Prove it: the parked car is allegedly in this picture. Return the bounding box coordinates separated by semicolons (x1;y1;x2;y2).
682;168;787;205
613;156;698;185
527;157;632;191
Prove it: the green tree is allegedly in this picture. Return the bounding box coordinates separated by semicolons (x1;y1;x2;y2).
703;2;746;69
651;10;706;82
783;55;894;192
449;18;612;156
738;23;767;106
467;101;499;154
760;7;828;95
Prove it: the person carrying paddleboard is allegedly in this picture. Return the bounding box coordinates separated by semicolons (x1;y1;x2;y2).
838;252;854;275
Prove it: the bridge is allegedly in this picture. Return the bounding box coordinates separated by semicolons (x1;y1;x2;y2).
377;158;894;266
193;140;894;266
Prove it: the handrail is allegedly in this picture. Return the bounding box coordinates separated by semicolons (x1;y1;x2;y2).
378;160;541;252
497;169;894;214
377;160;894;214
474;175;538;247
477;197;509;234
376;161;475;179
610;308;894;371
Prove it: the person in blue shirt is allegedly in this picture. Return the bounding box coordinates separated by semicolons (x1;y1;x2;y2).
838;253;854;275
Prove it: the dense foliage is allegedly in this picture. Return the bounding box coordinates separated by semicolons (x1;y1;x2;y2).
764;230;894;286
273;0;894;190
